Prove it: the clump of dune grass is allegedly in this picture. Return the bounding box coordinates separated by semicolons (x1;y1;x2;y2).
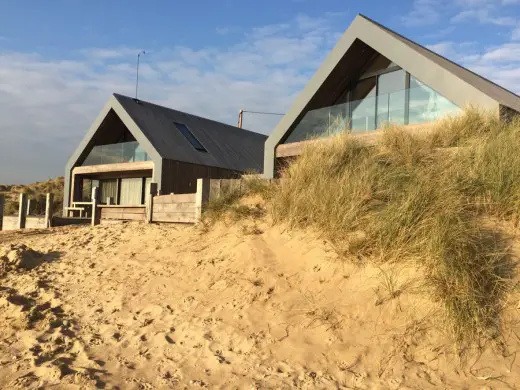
202;175;270;224
269;108;515;344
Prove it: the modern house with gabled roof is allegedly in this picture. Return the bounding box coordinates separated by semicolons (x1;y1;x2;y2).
264;14;520;177
64;93;266;214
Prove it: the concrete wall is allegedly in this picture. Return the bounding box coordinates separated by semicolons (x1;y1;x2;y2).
1;216;46;231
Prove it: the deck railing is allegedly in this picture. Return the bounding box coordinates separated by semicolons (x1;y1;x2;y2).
284;85;461;143
81;141;150;166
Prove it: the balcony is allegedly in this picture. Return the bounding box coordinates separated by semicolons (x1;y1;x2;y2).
81;141;151;166
284;85;461;144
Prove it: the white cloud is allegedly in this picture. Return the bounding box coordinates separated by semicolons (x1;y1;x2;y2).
512;25;520;39
451;8;516;25
426;41;457;56
402;0;442;27
480;43;520;62
0;14;340;184
405;0;520;31
80;47;141;60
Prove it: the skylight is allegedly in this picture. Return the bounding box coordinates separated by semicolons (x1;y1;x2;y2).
173;122;208;153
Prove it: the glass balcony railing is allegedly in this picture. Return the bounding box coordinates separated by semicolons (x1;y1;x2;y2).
284;85;461;144
81;141;151;166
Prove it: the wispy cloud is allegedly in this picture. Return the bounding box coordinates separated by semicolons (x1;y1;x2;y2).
0;14;340;184
401;0;442;27
80;47;142;60
451;8;516;26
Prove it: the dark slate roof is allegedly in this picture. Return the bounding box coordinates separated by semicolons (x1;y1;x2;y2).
360;14;520;112
114;93;267;172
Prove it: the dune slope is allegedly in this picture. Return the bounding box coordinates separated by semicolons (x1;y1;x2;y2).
1;221;520;389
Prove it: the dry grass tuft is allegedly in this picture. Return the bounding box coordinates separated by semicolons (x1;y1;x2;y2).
269;108;516;344
202;176;270;224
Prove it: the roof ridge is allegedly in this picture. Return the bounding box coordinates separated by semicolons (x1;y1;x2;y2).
113;93;267;137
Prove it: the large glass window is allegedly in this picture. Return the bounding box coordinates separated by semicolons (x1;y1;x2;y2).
100;180;118;205
81;141;150;166
81;178;99;201
376;70;406;128
408;76;460;124
282;68;461;144
351;77;377;131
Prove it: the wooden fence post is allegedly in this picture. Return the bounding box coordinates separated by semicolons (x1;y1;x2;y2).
45;193;54;228
195;179;210;223
146;183;158;223
18;193;27;229
0;194;4;231
26;198;32;216
91;187;99;226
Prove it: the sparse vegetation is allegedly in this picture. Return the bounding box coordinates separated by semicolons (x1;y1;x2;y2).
202;175;269;223
0;177;64;216
207;108;520;346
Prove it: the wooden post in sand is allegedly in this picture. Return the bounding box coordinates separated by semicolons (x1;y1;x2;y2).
0;194;4;231
45;193;54;228
91;187;99;227
146;183;158;223
18;193;27;229
26;198;32;216
195;178;210;223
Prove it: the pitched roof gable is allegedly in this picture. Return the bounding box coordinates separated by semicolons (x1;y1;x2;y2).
264;14;520;176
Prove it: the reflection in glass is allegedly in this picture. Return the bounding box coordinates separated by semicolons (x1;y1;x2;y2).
376;70;406;127
351;77;377;131
284;82;461;144
408;76;460;124
81;141;150;166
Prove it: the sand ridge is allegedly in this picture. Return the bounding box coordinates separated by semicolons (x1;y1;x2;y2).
0;221;519;389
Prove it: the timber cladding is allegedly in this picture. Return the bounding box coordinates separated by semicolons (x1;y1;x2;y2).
161;160;239;195
99;206;146;222
152;193;197;224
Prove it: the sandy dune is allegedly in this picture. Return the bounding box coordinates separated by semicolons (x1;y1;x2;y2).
1;220;519;389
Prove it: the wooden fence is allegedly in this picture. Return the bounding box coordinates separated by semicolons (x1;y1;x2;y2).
0;193;55;231
151;193;198;223
99;206;146;222
145;178;268;225
0;177;272;231
147;179;208;224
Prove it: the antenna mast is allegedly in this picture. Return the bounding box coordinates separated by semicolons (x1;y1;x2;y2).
135;50;146;99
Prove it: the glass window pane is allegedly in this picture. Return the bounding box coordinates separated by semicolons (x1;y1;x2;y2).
174;122;207;152
81;141;150;166
81;179;92;201
351;77;377;131
409;76;460;124
100;179;118;205
377;70;406;127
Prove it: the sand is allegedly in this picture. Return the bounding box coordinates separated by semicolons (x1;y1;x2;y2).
0;219;519;389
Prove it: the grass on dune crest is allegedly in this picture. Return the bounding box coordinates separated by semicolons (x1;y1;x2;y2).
204;108;519;345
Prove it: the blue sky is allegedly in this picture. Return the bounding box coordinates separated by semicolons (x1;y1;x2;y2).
1;0;520;183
